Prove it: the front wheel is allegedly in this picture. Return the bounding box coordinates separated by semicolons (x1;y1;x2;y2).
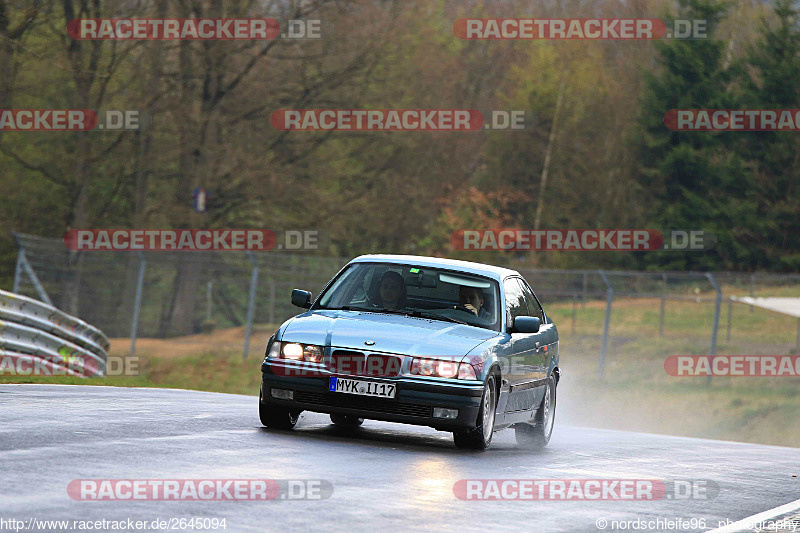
453;376;497;450
515;374;556;448
259;389;300;429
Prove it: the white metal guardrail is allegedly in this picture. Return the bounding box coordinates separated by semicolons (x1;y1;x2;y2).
0;289;109;377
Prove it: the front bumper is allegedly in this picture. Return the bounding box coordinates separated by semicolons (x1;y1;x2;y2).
261;361;484;431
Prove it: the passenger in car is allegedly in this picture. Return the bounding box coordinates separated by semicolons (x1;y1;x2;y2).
459;286;490;319
376;271;407;309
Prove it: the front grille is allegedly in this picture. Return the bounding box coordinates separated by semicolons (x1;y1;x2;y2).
365;353;403;377
326;350;365;375
325;350;404;377
294;390;431;418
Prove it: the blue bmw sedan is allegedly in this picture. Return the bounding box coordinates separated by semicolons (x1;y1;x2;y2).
260;255;560;450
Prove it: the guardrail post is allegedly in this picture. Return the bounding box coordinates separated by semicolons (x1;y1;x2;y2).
129;251;146;356
706;273;722;385
598;270;613;379
659;273;667;336
243;252;259;360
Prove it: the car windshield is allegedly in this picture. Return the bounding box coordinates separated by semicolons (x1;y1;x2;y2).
315;262;502;332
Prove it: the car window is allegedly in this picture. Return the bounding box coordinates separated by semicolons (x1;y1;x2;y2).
316;262;502;331
517;278;545;323
503;278;528;327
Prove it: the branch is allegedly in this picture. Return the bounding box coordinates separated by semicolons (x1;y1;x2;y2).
0;144;68;187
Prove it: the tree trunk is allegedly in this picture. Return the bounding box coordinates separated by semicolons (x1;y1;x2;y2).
533;78;566;231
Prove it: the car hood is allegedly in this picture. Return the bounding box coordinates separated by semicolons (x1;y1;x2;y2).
280;310;498;359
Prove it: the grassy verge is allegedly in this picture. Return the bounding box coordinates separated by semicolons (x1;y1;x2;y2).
0;350;263;396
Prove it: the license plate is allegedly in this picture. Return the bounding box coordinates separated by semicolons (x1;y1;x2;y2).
329;377;396;398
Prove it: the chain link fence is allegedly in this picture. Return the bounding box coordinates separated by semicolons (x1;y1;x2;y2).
12;233;344;343
11;233;800;365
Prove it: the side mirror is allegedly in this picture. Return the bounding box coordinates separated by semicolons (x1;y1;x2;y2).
291;289;312;309
511;316;540;334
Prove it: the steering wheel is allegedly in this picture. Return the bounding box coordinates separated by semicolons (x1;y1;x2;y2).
363;292;381;308
453;304;474;314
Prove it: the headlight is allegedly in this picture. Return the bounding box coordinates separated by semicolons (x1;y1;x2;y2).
267;341;325;363
409;358;478;380
303;345;324;363
282;343;304;360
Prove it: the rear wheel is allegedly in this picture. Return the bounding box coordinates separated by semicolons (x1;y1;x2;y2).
453;375;497;450
259;389;300;429
330;414;364;426
515;374;556;448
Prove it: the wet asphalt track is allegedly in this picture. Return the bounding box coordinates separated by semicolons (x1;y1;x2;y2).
1;384;799;533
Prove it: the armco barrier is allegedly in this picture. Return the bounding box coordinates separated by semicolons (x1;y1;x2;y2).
0;289;109;377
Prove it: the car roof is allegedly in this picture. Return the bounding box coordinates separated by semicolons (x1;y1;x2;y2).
349;254;520;282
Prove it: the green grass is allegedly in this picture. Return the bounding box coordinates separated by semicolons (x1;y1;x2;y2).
0;351;263;396
547;296;799;346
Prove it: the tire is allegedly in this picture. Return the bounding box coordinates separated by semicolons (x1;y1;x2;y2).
515;374;556;449
259;389;300;429
330;414;364;426
453;375;497;450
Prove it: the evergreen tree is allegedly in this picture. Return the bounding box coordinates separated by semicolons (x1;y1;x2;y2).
638;0;760;270
734;0;800;271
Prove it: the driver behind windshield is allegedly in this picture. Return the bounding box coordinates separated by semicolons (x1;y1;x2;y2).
459;286;490;319
376;271;407;310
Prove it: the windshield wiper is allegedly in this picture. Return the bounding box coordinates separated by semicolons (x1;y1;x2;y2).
406;309;469;325
339;306;468;324
338;306;407;315
333;306;469;325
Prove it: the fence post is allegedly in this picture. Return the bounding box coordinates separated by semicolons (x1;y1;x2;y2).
206;281;212;322
129;251;146;356
705;273;722;385
796;317;800;351
11;233;53;306
659;273;667;336
13;244;24;294
243;252;259;360
571;294;577;335
726;297;733;342
582;272;588;309
268;280;276;326
598;270;613;379
749;273;754;313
